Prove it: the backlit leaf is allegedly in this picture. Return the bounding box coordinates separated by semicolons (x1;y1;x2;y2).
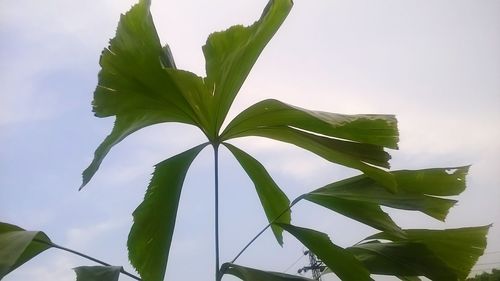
235;126;396;191
222;99;399;149
305;195;404;238
308;167;470;221
397;276;422;281
225;143;291;245
347;241;457;280
74;266;122;281
203;0;293;131
81;0;212;189
278;223;372;281
222;263;314;281
0;222;52;279
366;225;490;280
127;144;207;281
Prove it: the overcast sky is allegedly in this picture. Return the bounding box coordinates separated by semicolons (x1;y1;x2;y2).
1;0;499;280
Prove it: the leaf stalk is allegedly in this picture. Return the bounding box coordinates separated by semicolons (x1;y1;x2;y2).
229;195;304;265
213;143;221;281
34;239;141;280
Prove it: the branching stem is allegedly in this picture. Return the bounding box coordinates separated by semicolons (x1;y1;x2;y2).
33;239;141;280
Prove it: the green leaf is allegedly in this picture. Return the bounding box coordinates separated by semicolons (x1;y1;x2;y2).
222;263;314;281
0;222;52;279
127;144;207;281
222;99;399;149
233;126;396;192
367;225;491;280
393;166;469;196
397;276;422;281
278;223;372;281
203;0;293;131
304;195;404;238
73;266;122;281
224;143;291;245
347;241;457;280
308;167;470;221
81;0;213;189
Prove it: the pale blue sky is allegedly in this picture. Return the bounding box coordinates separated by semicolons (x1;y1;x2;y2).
1;0;499;280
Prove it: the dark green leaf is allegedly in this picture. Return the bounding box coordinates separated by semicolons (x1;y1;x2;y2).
305;195;404;238
81;0;213;189
74;266;122;281
397;276;422;281
278;223;372;281
309;167;470;221
235;126;396;191
203;0;293;131
0;222;52;279
222;263;314;281
127;144;207;281
222;99;399;149
347;241;457;280
224;143;291;245
367;225;490;280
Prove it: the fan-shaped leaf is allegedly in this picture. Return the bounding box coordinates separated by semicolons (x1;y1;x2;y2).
127;144;207;281
203;0;293;131
308;167;469;221
222;99;399;149
73;266;122;281
235;126;396;191
278;223;372;281
224;143;291;245
366;225;490;280
222;263;314;281
0;222;52;279
81;0;212;189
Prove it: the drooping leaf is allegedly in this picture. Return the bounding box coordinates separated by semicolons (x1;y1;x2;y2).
222;99;399;149
366;225;490;280
81;0;213;189
222;263;314;281
0;222;52;279
73;266;122;281
224;143;291;245
347;241;457;280
235;126;396;191
308;167;470;221
278;223;372;281
305;195;404;238
203;0;293;131
127;144;207;281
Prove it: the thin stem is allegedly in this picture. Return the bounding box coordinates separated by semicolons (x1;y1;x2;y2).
213;143;221;281
229;195;304;264
33;239;141;280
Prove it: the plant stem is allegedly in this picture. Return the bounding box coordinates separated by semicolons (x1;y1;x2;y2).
33;239;141;280
213;143;221;281
229;195;304;265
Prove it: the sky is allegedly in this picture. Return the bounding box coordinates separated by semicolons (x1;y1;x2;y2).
1;0;499;280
